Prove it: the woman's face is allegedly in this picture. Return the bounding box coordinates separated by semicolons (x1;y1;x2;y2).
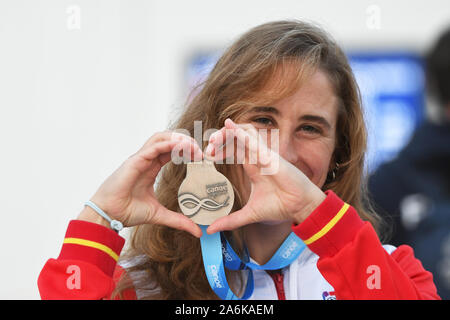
237;68;339;190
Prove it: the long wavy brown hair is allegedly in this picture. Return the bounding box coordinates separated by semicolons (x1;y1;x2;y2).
113;19;388;299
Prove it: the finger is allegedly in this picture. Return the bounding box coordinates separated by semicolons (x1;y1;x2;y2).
140;136;203;163
172;132;203;161
206;206;255;234
142;140;178;160
170;133;204;161
158;151;173;167
130;140;178;176
206;119;253;155
227;120;271;153
226;125;259;165
207;132;240;164
139;131;173;151
132;140;202;181
140;131;202;156
152;206;203;238
173;133;204;162
209;130;254;165
205;126;227;156
206;120;255;161
206;119;270;165
225;119;259;139
171;139;204;163
227;119;275;167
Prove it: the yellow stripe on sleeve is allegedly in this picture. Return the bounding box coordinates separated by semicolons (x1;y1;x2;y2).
63;237;119;261
303;203;350;245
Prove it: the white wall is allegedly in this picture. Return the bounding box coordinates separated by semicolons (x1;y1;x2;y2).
0;0;449;299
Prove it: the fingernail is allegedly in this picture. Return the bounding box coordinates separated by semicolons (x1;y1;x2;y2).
225;118;235;129
205;144;214;155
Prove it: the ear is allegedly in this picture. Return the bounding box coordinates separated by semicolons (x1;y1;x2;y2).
328;151;337;172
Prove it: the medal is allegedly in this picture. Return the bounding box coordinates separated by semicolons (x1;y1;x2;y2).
178;160;234;225
178;159;304;300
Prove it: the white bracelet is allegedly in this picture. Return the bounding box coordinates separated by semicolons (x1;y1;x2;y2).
84;200;123;232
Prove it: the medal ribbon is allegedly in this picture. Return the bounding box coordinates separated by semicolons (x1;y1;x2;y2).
199;225;306;300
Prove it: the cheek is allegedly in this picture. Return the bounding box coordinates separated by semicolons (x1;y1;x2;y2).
297;141;334;186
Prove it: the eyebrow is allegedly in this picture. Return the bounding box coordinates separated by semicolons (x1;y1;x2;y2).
247;106;332;130
248;106;279;114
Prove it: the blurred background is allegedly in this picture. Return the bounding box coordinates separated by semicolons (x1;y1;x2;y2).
0;0;449;299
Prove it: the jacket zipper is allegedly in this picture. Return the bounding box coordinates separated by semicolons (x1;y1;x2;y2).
268;271;286;300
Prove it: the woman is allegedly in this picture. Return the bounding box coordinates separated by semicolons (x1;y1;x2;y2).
38;20;440;300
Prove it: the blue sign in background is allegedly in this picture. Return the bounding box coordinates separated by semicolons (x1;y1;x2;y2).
348;53;425;173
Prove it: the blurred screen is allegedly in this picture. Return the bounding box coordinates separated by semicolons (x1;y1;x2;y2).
185;51;425;173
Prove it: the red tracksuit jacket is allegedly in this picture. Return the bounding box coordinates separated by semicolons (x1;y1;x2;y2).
37;191;441;300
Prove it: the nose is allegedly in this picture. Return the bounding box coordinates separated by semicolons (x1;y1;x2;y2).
277;132;299;164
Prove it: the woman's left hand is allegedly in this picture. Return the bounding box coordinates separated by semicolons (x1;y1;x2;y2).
205;118;326;234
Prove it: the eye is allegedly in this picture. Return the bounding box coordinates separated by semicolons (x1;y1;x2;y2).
252;117;274;126
300;125;321;134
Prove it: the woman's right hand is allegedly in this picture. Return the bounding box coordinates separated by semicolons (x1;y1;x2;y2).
79;131;204;238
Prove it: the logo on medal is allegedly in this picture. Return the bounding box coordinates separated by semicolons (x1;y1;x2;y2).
178;193;230;217
206;182;228;198
178;161;234;225
179;180;230;217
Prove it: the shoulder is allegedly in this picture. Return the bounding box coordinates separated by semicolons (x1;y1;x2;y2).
299;243;398;266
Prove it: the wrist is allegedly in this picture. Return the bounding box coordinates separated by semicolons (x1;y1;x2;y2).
77;206;112;230
292;188;327;225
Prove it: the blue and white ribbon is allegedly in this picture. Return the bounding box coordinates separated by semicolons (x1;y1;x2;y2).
199;225;306;300
199;225;254;300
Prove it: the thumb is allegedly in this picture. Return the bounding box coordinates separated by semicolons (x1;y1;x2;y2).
151;205;203;238
206;206;255;234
